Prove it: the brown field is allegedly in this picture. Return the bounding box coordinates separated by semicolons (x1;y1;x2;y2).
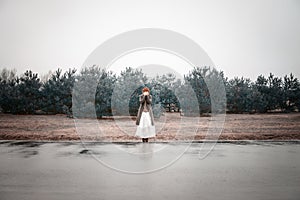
0;112;299;141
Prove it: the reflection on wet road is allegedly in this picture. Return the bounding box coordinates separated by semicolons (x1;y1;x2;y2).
0;141;300;200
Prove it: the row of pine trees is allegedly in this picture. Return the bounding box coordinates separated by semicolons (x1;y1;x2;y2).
0;66;299;117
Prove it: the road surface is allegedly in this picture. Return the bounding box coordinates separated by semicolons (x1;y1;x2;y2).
0;140;299;200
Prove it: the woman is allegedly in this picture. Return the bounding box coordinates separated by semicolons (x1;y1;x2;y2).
135;87;156;142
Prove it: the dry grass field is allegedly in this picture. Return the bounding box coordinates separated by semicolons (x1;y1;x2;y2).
0;112;299;141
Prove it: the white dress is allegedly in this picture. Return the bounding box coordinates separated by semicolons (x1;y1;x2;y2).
135;111;156;138
135;99;156;138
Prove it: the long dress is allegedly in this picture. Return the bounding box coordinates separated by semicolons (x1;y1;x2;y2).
135;96;156;138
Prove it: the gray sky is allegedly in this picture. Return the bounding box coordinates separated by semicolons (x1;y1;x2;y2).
0;0;299;81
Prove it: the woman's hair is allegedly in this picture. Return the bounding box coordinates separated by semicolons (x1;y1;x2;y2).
142;87;150;93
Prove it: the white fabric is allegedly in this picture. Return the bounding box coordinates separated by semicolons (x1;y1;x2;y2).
135;112;156;138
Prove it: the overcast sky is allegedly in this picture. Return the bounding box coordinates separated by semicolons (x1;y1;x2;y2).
0;0;299;80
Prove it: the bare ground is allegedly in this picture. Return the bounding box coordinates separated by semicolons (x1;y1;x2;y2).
0;113;299;141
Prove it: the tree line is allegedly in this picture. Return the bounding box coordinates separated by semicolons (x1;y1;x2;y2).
0;66;299;117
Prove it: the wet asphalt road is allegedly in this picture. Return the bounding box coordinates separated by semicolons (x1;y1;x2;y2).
0;140;299;200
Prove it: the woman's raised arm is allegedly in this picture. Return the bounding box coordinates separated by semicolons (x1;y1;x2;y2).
145;95;152;104
139;94;146;103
